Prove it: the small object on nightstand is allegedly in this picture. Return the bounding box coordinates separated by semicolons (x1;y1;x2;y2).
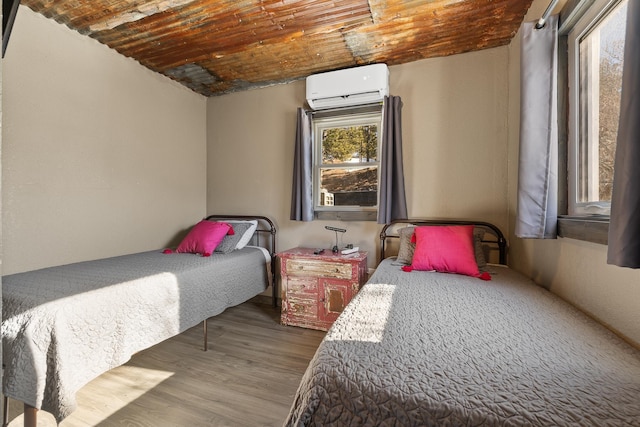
325;226;346;253
313;249;325;255
341;246;359;255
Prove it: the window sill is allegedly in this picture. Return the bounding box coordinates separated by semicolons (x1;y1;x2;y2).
315;210;377;221
557;215;609;245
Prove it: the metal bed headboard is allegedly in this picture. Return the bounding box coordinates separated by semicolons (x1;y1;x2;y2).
205;215;277;305
380;219;507;265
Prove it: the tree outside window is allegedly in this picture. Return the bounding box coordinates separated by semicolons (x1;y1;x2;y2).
569;0;627;215
313;111;382;213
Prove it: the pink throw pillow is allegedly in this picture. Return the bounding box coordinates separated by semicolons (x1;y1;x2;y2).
405;225;488;279
175;221;232;256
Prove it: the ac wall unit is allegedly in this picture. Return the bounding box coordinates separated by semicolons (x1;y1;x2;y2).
306;64;389;110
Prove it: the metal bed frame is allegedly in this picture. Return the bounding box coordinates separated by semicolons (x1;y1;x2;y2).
379;218;507;265
205;214;277;305
201;215;278;352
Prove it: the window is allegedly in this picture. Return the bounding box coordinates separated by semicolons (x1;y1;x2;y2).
567;0;627;216
312;109;382;220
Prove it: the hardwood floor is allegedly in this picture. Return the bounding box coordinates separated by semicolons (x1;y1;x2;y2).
6;301;325;427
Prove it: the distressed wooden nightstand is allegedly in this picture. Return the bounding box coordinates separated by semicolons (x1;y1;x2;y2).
279;247;368;331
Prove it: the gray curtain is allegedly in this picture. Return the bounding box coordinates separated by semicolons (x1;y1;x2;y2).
515;15;558;239
290;108;314;221
607;1;640;268
378;95;408;224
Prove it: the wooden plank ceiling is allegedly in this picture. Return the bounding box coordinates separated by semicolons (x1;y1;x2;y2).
22;0;534;97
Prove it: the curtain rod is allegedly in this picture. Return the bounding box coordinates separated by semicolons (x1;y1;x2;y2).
535;0;561;28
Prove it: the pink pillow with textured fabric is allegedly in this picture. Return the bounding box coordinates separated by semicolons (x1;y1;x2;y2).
405;225;486;278
175;221;232;256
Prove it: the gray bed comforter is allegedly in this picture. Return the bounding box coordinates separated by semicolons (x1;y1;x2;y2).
285;259;640;426
2;248;269;423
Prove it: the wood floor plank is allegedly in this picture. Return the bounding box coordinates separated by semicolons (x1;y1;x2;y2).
6;301;325;427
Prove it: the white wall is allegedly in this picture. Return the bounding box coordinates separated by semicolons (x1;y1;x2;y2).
507;0;640;346
207;48;511;271
2;8;207;274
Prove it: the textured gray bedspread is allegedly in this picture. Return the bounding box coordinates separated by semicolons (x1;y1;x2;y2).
285;259;640;426
2;248;269;422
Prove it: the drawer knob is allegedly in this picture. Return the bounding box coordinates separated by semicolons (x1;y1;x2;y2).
335;268;340;273
298;265;304;270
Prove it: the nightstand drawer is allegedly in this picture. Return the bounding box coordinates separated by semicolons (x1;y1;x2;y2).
286;259;352;280
285;297;318;319
285;277;318;297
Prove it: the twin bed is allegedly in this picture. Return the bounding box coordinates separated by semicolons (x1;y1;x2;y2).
285;219;640;426
5;217;640;426
2;215;277;426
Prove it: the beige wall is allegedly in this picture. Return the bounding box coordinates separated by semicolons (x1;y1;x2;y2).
4;1;637;348
2;8;207;274
207;48;511;269
208;2;639;347
507;0;640;346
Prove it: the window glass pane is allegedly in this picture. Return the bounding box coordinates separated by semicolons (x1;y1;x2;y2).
319;167;378;207
313;109;382;216
321;125;378;164
577;1;626;204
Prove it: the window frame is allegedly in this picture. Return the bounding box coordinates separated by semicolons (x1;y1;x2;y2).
566;0;626;216
558;0;628;244
311;108;383;221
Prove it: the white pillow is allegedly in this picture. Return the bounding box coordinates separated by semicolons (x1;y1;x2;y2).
226;220;258;249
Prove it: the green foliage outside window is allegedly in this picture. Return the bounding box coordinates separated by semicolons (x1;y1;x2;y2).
322;125;378;163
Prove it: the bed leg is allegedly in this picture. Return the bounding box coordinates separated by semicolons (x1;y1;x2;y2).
23;404;37;427
203;319;208;352
3;395;8;427
272;282;278;308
